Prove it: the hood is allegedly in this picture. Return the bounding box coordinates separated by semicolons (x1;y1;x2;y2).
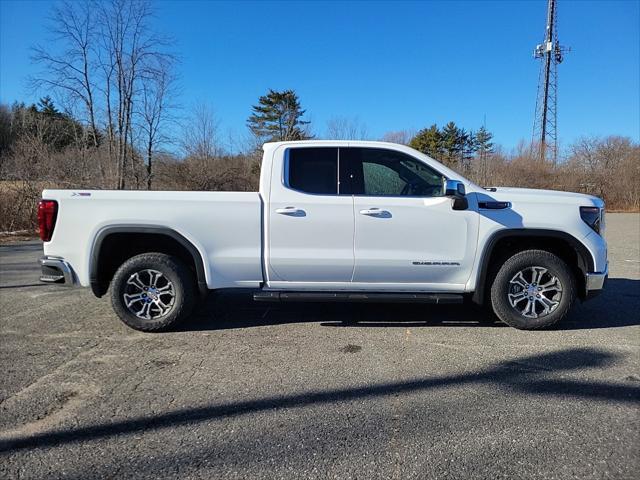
481;187;604;208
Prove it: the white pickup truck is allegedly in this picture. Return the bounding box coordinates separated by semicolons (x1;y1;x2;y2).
38;141;608;331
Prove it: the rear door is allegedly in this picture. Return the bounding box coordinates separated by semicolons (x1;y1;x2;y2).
344;147;478;290
267;147;354;285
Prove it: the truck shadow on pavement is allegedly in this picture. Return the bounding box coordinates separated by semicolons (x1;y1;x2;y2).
183;278;640;331
1;347;638;453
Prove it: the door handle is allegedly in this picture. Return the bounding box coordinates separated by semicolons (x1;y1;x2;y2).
275;206;305;216
359;208;391;217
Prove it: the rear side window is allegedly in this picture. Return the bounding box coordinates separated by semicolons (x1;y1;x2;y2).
286;148;338;194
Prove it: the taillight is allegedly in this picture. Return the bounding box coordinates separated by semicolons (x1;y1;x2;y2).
38;200;58;242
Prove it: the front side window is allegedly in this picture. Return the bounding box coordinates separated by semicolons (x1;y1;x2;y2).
343;148;445;197
286;147;338;194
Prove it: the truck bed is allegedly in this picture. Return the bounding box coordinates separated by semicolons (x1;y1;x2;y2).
41;189;264;289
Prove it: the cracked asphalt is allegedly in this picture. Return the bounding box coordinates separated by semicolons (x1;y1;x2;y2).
0;213;639;479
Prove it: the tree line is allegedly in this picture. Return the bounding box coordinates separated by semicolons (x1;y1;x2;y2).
2;87;637;234
409;123;494;172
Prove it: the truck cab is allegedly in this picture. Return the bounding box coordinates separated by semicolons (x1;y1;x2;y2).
263;142;478;291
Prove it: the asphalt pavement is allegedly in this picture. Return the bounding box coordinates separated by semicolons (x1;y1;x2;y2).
0;213;638;479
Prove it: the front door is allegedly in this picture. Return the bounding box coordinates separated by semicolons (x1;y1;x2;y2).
344;147;478;290
267;147;354;285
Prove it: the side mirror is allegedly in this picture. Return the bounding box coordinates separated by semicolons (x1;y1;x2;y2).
445;179;466;198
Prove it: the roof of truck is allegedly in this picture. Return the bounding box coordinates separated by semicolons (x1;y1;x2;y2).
263;140;403;149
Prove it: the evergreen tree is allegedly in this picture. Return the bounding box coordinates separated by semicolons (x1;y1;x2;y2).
464;130;478;156
411;121;494;172
247;89;312;142
460;130;478;171
9;98;84;152
409;124;443;159
441;121;466;167
475;125;494;185
37;96;60;116
475;126;494;155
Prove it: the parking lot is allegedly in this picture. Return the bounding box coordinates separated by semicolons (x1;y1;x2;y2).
1;213;638;479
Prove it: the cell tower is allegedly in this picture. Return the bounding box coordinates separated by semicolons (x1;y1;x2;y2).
532;0;568;163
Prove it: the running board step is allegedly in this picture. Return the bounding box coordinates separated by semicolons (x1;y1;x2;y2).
253;291;463;304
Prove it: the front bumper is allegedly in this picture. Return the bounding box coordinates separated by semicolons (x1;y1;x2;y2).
584;262;608;300
40;256;77;286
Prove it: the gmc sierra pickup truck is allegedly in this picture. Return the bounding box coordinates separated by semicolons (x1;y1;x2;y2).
38;141;608;331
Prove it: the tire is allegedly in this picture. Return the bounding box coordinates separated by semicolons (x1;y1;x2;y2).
110;253;196;332
489;249;576;330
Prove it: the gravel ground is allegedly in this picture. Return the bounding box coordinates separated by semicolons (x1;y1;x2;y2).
0;213;638;479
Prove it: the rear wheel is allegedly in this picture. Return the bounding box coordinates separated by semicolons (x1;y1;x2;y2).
110;253;196;332
490;250;576;330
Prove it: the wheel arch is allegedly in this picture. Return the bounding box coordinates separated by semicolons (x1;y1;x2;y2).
90;225;208;298
471;229;594;305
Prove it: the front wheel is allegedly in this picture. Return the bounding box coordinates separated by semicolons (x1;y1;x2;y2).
110;253;196;332
490;250;576;330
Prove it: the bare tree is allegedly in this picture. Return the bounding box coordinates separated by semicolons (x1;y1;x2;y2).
31;1;100;149
568;136;640;207
97;0;173;189
138;56;178;189
32;0;177;190
325;115;369;140
380;130;415;145
176;104;256;192
99;0;139;189
182;103;221;160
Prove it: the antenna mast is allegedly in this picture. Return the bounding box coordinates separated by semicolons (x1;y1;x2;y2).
532;0;568;163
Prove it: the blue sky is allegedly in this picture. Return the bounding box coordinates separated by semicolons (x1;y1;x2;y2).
1;0;638;151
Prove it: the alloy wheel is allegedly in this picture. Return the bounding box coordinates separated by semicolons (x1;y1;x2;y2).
507;266;563;319
123;269;175;320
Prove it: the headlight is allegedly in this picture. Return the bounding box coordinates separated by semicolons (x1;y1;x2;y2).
580;206;604;235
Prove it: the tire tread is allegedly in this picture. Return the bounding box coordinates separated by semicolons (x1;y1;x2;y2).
490;249;576;330
110;253;196;332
